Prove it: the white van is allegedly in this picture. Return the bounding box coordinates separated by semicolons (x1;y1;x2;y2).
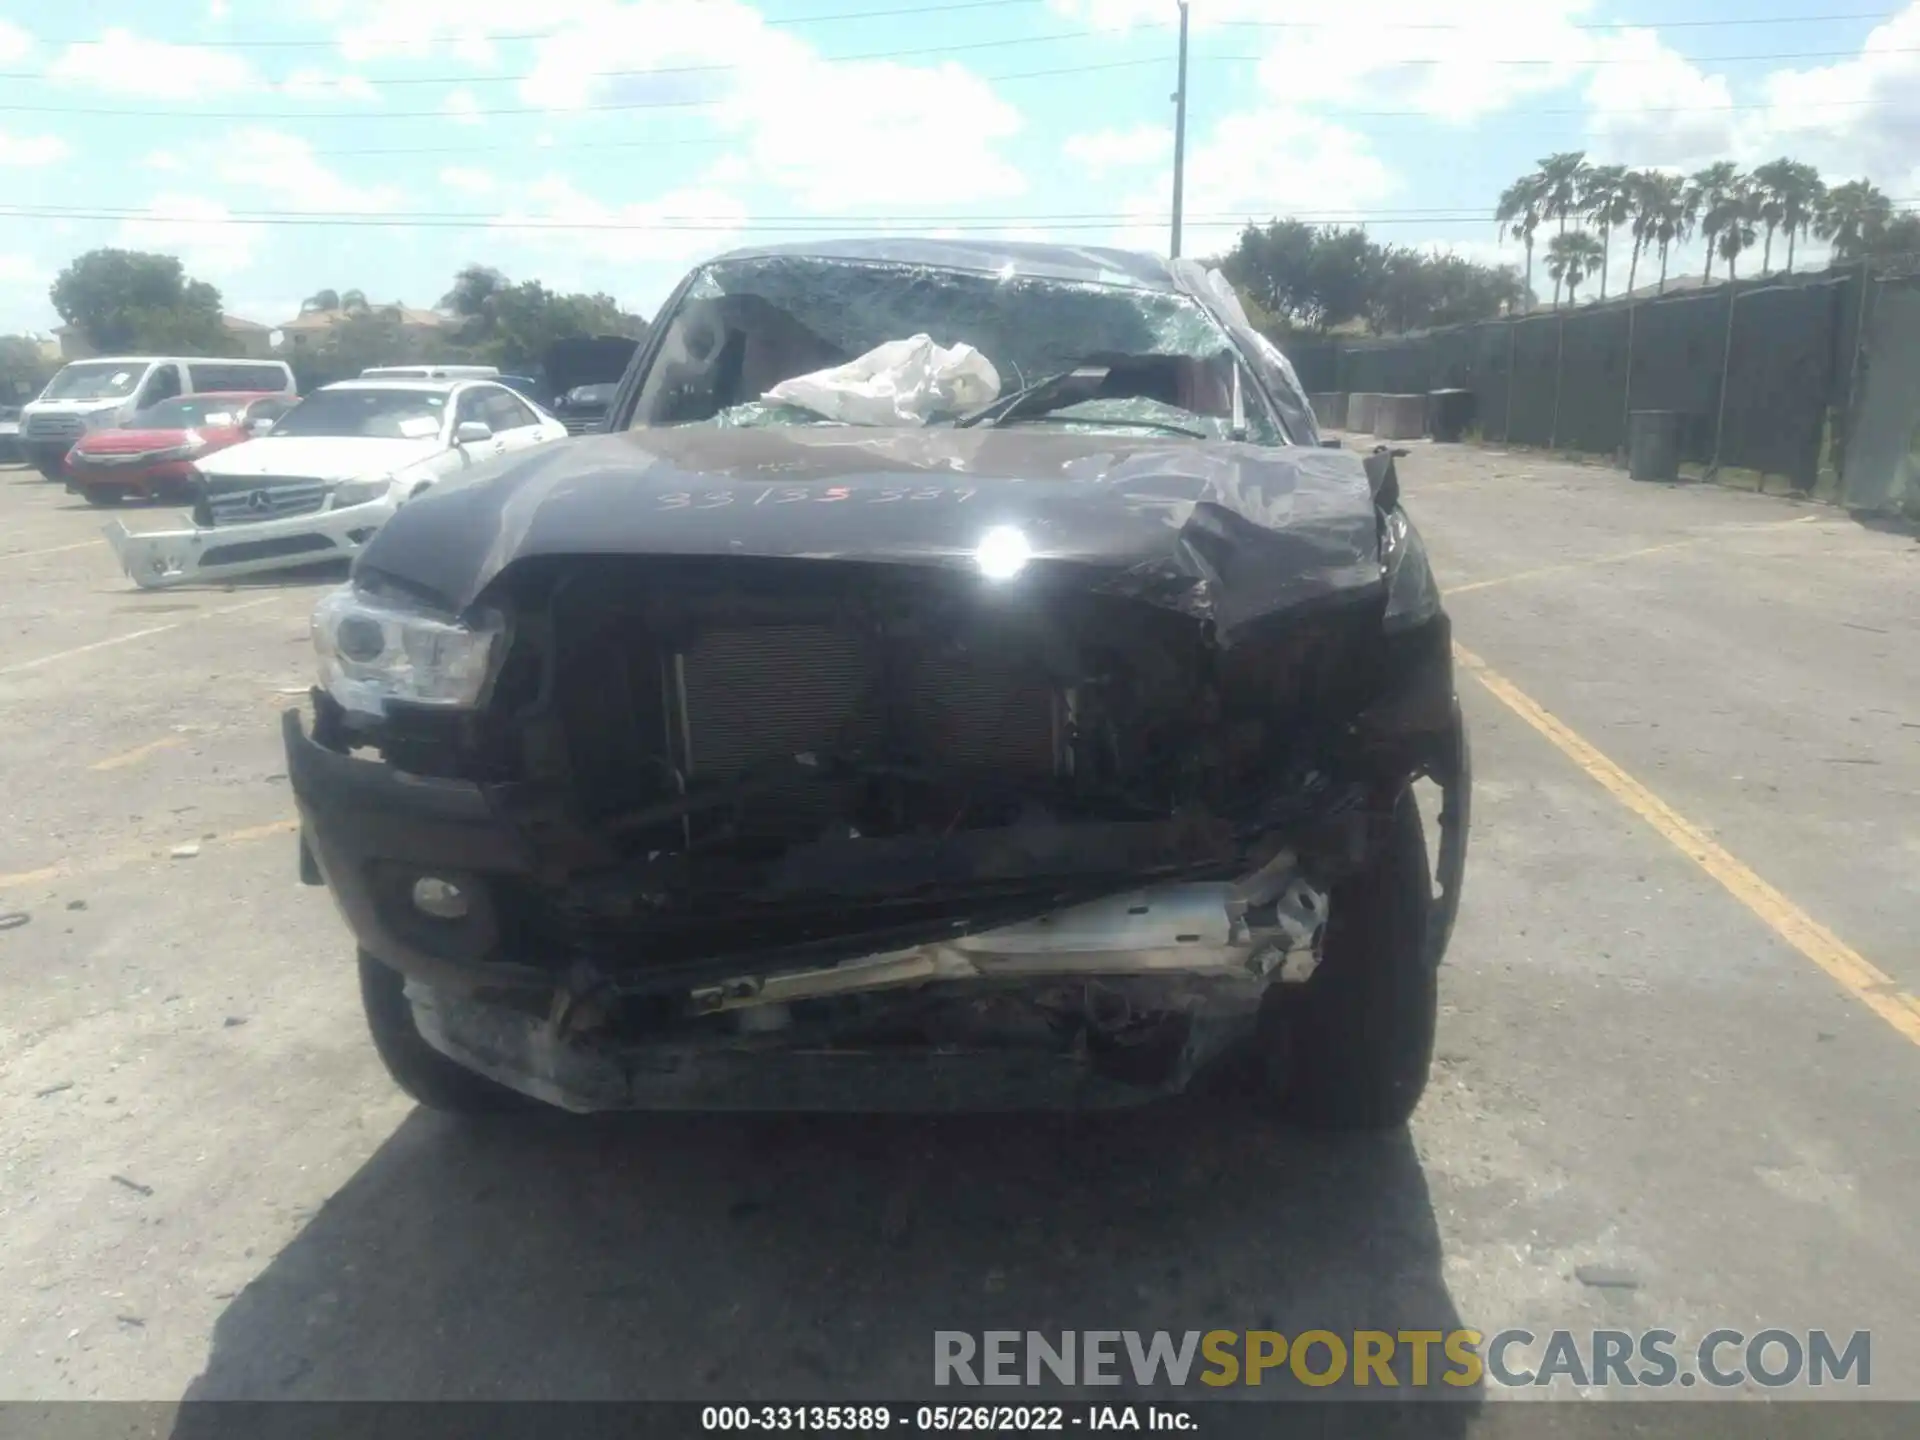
17;356;297;479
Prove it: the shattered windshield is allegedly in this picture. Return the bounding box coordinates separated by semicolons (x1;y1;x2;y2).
630;256;1285;443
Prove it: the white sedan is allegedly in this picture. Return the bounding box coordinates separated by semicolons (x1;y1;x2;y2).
104;378;569;590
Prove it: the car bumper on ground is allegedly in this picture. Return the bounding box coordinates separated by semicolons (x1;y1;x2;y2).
103;493;400;589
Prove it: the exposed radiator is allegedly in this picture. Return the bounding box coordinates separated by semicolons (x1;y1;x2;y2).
676;624;1059;781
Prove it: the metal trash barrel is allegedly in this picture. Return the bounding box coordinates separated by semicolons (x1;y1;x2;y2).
1627;410;1682;482
1426;389;1475;443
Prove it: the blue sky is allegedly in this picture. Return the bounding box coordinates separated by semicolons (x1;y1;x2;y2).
1;0;1914;334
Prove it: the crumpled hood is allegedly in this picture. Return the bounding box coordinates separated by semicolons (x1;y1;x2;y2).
357;425;1386;638
198;434;443;482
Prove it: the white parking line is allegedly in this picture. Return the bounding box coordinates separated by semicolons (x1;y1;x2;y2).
0;539;105;565
0;596;283;678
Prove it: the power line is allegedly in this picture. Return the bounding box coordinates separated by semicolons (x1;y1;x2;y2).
20;6;1895;49
10;40;1909;89
1216;10;1899;30
9;202;1915;232
3;27;1119;84
0;57;1180;117
28;0;1053;49
7;85;1912;123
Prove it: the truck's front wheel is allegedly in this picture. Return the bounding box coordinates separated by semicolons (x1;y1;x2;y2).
357;950;527;1115
1260;789;1438;1130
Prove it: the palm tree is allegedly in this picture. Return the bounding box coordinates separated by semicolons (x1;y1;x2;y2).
1545;231;1605;306
1776;162;1825;271
300;288;340;314
1687;162;1743;284
1751;159;1789;274
1711;181;1760;282
340;288;371;314
1536;151;1590;305
1582;164;1632;301
1623;169;1659;296
1495;174;1546;313
1816;179;1893;262
1627;171;1692;296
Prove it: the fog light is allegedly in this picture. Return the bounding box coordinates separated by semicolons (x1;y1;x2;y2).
411;876;469;920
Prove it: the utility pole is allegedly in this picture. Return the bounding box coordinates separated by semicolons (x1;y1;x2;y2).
1170;0;1190;258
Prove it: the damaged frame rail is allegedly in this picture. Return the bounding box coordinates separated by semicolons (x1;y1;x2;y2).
413;862;1335;1114
103;489;401;590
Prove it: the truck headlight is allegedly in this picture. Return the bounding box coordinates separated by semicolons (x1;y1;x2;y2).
331;473;395;509
1381;507;1442;634
311;585;504;717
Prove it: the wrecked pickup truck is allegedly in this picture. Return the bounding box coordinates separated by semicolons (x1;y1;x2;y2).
285;239;1470;1126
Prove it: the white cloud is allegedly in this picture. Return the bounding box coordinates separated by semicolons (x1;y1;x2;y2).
0;131;71;167
0;252;43;283
114;195;264;277
210;0;230;17
440;166;497;195
520;0;1027;208
1062;125;1169;174
705;153;752;186
282;69;380;104
1042;0;1228;32
723;59;1024;209
1112;106;1397;255
0;19;32;64
312;0;594;67
1583;29;1735;168
144;150;184;173
441;88;483;126
492;179;748;267
46;29;259;100
1747;3;1920;187
213;128;406;213
1236;0;1595;124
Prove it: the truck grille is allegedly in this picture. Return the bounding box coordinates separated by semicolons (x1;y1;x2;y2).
560;414;604;436
23;413;85;442
546;565;1066;834
206;479;331;527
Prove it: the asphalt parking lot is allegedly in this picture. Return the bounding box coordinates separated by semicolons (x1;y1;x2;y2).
0;447;1916;1408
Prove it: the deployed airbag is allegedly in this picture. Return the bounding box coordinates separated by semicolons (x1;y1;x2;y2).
764;334;1002;426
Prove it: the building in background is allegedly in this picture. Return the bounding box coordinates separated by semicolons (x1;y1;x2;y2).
53;315;278;361
276;305;449;352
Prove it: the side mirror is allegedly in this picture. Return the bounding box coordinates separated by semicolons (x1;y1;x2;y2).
455;420;493;444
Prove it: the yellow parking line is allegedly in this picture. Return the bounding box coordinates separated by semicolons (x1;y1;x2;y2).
0;539;105;564
1455;643;1920;1047
1444;515;1822;596
89;736;187;772
0;596;282;679
0;818;298;891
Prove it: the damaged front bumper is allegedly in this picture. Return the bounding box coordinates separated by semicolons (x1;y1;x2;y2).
409;873;1325;1113
103;493;399;590
284;706;1338;1111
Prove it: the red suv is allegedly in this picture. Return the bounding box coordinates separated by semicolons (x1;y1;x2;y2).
65;392;298;505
